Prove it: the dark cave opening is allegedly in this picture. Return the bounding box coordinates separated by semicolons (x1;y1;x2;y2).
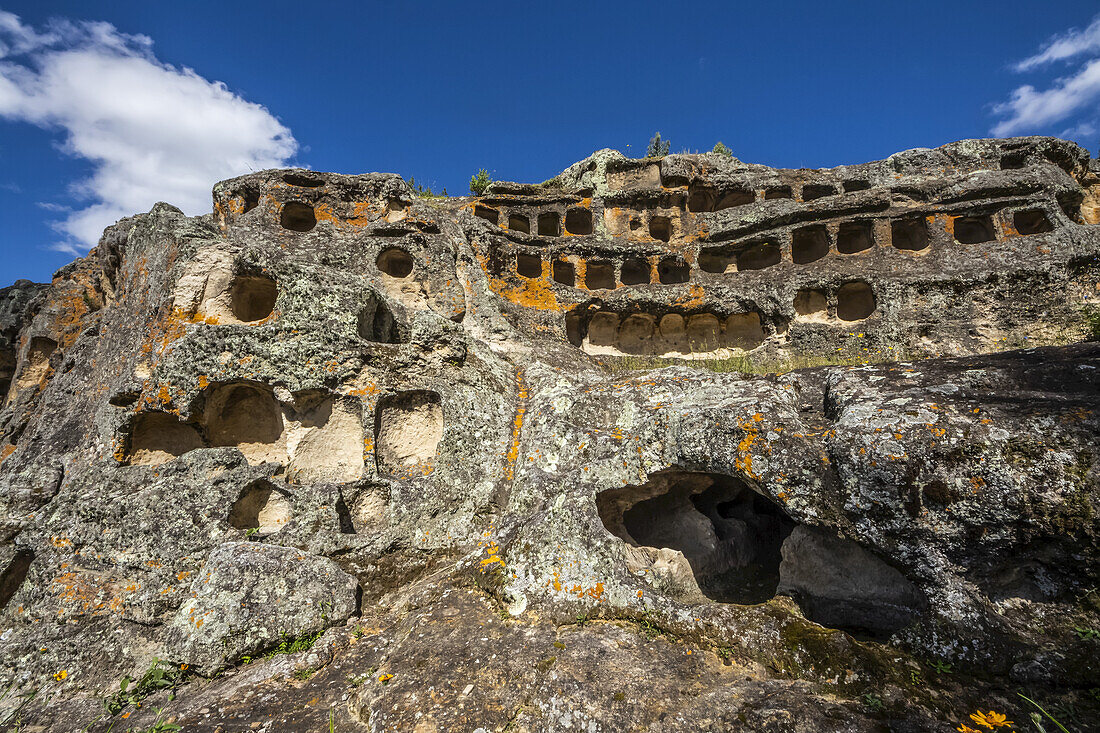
599;471;795;605
597;469;924;635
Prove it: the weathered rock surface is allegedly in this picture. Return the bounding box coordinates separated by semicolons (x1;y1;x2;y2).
0;137;1097;731
162;541;358;673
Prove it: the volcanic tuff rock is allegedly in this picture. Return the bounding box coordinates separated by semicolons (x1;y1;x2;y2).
0;136;1098;731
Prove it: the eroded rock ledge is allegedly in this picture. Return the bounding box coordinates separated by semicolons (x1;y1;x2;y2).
0;136;1097;732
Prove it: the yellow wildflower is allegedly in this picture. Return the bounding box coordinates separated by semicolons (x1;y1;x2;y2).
53;670;67;681
956;726;980;733
378;673;393;683
969;710;1014;729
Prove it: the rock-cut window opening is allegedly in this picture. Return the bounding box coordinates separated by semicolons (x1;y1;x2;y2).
377;247;415;278
791;225;830;264
474;205;499;224
128;412;205;466
836;281;876;321
552;259;575;286
891;218;929;251
1013;209;1052;235
538;212;561;237
280;202;317;232
620;258;651;286
374;390;443;474
585;261;616;290
648;216;672;242
230;275;278;323
715;189;755;210
657;256;689;284
516;253;543;279
801;184;837;201
508;214;530;234
228;480;293;534
565;208;593;235
357;295;402;343
837;221;874;254
736;241;781;271
953;215;995;244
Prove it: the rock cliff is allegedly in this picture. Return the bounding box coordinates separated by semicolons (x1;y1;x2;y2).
0;136;1098;731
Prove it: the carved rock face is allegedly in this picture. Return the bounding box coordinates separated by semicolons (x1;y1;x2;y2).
1;138;1098;730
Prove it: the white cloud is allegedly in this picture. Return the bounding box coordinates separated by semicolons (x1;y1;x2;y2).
1015;15;1100;71
0;11;297;253
992;15;1100;139
992;58;1100;136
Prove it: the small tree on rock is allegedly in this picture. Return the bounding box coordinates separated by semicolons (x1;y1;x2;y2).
712;142;733;158
646;132;670;158
469;169;492;196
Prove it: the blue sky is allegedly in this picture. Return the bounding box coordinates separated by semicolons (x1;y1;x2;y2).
2;1;1100;283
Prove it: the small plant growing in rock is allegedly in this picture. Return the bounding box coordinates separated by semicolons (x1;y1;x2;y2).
712;141;733;158
103;660;188;716
264;629;323;659
646;132;670;158
929;659;953;675
862;693;884;712
469;169;492;196
1085;306;1100;340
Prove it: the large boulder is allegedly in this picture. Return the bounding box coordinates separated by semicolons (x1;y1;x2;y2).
163;542;358;673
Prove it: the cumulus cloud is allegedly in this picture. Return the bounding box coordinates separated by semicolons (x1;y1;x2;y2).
0;11;297;254
993;15;1100;139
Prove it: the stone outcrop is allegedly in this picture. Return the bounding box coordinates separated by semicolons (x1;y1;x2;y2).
0;137;1097;731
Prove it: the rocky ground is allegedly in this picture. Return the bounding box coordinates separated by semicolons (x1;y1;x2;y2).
0;137;1098;731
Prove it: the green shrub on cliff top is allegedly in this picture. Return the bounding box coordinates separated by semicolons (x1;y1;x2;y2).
469;169;492;195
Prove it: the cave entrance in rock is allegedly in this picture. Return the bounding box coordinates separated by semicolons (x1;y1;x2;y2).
597;468;925;636
597;470;796;604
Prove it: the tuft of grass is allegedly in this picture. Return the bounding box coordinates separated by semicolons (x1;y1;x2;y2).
0;682;36;731
264;630;324;659
537;175;563;189
1018;692;1071;733
862;693;884;712
1084;305;1100;341
405;177;447;199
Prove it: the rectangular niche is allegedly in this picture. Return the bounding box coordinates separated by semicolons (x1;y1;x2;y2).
375;390;443;476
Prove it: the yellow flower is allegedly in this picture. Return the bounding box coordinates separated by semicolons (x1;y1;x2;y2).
378;673;393;683
969;710;1014;729
180;663;189;671
957;726;981;733
53;670;67;681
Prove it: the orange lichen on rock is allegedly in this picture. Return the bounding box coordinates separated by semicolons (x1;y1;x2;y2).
503;368;528;482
